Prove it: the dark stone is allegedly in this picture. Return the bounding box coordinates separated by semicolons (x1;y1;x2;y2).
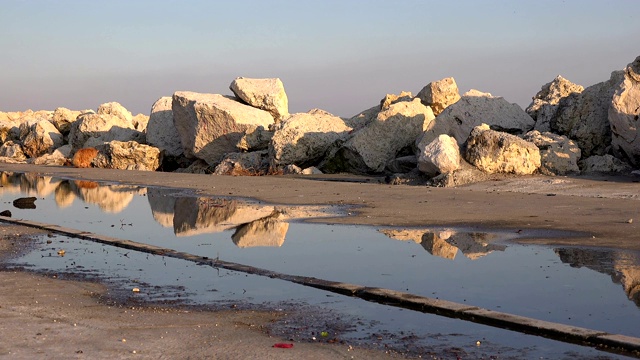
0;210;11;217
13;197;37;209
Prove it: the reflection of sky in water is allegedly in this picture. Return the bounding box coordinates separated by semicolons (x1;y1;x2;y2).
1;172;639;358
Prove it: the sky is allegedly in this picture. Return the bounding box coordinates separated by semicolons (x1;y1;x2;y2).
1;0;639;117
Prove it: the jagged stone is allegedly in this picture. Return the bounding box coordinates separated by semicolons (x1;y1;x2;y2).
230;77;289;122
30;145;71;166
0;141;26;162
465;124;541;175
52;107;83;135
579;154;632;174
380;91;413;110
20;120;64;158
68;113;144;151
147;96;183;157
321;98;435;174
417;134;460;176
213;151;268;175
416;77;461;116
236;125;273;152
610;55;640;165
93;141;162;171
523;130;581;175
270;110;352;168
527;76;584;132
417;90;535;150
97;102;133;123
172;91;274;165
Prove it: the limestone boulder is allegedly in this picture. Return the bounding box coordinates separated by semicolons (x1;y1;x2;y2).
417;90;535;150
380;91;413;110
230;77;289;122
269;110;352;168
147;97;183;157
0;141;26;162
465;124;541;175
132;114;150;132
551;71;625;157
523;130;581;175
320;98;435;174
0;120;17;143
68;113;144;151
417;134;461;176
172;91;274;165
236;125;273;152
416;77;461;116
52;107;83;135
93;141;162;171
20;119;64;158
527;75;584;132
609;55;640;165
97;102;133;123
579;154;632;174
30;145;71;166
213;150;268;175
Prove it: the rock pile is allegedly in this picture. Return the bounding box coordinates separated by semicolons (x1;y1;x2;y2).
1;57;639;184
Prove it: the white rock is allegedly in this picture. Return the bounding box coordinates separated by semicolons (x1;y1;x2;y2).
230;77;289;122
527;75;584;132
417;90;535;150
416;77;461;116
172;91;274;165
380;91;413;110
580;154;632;174
30;145;72;166
236;125;273;152
21;119;64;158
610;55;640;165
52;107;83;135
147;97;183;157
322;98;435;173
465;124;541;175
269;110;352;167
132;114;149;132
97;102;133;123
523;130;581;175
417;134;461;176
68;113;144;151
93;141;162;171
552;71;625;157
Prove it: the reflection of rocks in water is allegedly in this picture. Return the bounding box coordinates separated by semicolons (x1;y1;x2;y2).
556;247;640;307
380;229;505;260
54;181;75;208
0;172;62;197
68;181;137;213
232;211;289;248
147;187;177;228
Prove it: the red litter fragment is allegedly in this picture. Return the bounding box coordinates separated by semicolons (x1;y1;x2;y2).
273;343;294;348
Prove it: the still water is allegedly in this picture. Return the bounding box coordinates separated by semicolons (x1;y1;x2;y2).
1;172;639;358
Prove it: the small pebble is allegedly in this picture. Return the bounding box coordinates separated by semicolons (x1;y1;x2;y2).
627;218;633;224
132;288;140;293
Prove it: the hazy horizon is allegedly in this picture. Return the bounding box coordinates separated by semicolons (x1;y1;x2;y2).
1;0;638;117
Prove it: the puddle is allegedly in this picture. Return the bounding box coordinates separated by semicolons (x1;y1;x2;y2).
0;171;639;359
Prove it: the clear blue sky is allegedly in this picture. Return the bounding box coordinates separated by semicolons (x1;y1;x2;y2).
1;0;638;117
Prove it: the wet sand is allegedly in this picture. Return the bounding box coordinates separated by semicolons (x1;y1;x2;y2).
0;163;639;358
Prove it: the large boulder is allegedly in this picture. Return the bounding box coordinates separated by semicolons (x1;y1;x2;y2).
269;110;352;168
551;71;626;157
68;113;144;151
523;130;581;175
132;114;150;132
465;124;541;175
236;125;273;152
230;77;289;122
146;97;183;157
609;55;640;165
580;154;632;174
30;145;71;166
527;75;584;132
321;98;435;173
97;102;133;123
380;91;413;110
51;107;84;135
0;141;26;162
21;119;64;158
417;134;461;176
417;90;535;149
93;141;162;171
213;150;268;175
172;91;274;165
416;77;461;116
